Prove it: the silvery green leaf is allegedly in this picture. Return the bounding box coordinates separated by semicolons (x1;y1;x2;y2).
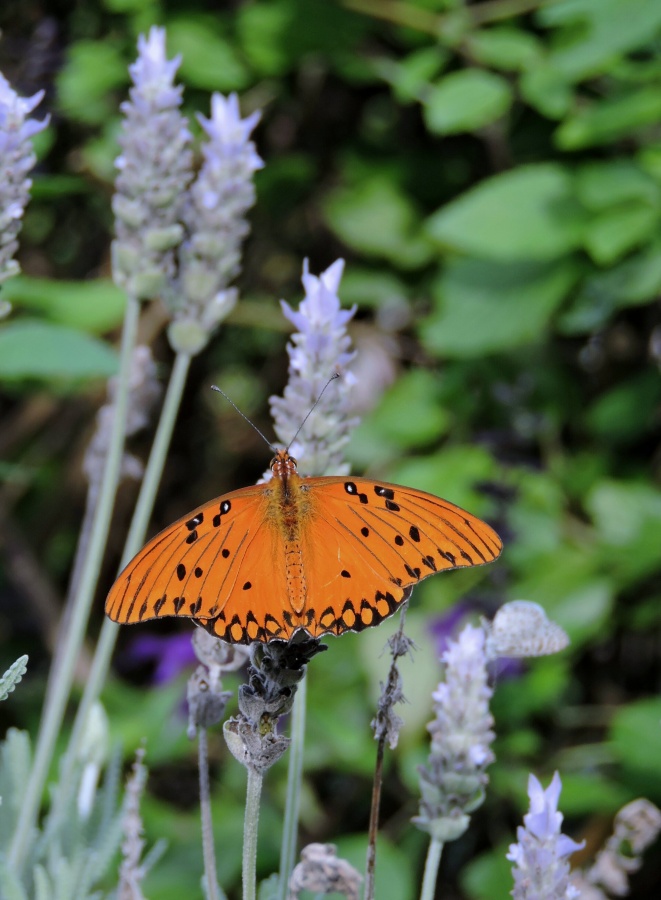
0;859;30;900
0;655;28;701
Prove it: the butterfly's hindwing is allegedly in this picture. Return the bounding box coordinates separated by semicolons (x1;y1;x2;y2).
106;451;502;644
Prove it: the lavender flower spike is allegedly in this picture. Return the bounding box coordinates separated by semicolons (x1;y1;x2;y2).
270;259;359;476
508;772;584;900
414;623;495;842
169;92;263;355
0;72;48;287
112;26;193;301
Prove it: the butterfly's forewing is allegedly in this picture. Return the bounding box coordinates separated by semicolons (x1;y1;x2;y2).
295;475;502;637
105;483;289;642
106;464;502;643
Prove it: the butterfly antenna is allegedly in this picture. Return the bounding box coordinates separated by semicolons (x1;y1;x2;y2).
210;385;275;451
287;372;340;452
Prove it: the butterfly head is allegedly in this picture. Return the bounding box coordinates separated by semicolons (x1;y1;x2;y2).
270;449;298;478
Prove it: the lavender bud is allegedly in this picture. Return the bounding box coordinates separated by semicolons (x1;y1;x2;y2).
269;259;359;476
0;72;49;286
414;624;495;843
508;772;584;900
167;93;262;354
112;27;192;301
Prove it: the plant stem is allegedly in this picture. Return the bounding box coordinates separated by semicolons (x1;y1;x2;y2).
277;674;307;900
364;733;385;900
342;0;559;33
243;767;263;900
364;607;408;900
41;350;192;847
198;726;220;900
9;294;141;872
419;838;444;900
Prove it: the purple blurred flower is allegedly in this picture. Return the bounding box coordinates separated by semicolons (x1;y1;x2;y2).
428;601;523;680
124;632;196;685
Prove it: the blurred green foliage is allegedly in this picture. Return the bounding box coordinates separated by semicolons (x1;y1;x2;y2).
1;0;661;896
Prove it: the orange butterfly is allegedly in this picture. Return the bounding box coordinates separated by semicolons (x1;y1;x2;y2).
106;449;502;644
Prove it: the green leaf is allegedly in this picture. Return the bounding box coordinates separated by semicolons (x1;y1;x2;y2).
56;40;127;125
558;242;661;333
467;28;542;72
426;164;585;261
323;174;435;269
423;68;512;135
0;656;28;702
421;257;579;357
520;66;574;119
556;86;661;151
583;202;659;264
0;320;118;381
374;46;448;103
385;444;498;515
586;372;661;443
236;0;293;76
237;0;368;77
461;844;513;900
1;277;127;333
560;773;633;816
586;480;661;586
168;17;250;91
335;834;414;900
348;370;450;468
540;0;661;83
610;697;661;798
575;160;660;210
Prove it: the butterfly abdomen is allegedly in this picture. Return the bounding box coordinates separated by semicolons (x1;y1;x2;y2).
265;464;317;619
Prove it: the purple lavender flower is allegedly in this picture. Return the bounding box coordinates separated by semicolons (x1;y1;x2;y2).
124;632;197;685
415;623;495;842
112;26;193;301
0;71;49;287
168;92;263;355
508;772;584;900
269;259;359;476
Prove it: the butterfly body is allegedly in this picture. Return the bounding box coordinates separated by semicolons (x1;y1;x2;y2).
106;450;502;644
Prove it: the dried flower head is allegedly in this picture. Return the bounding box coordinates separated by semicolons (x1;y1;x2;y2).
118;746;149;900
288;843;363;900
223;634;326;773
0;71;48;287
485;600;569;659
187;628;248;738
571;798;661;898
